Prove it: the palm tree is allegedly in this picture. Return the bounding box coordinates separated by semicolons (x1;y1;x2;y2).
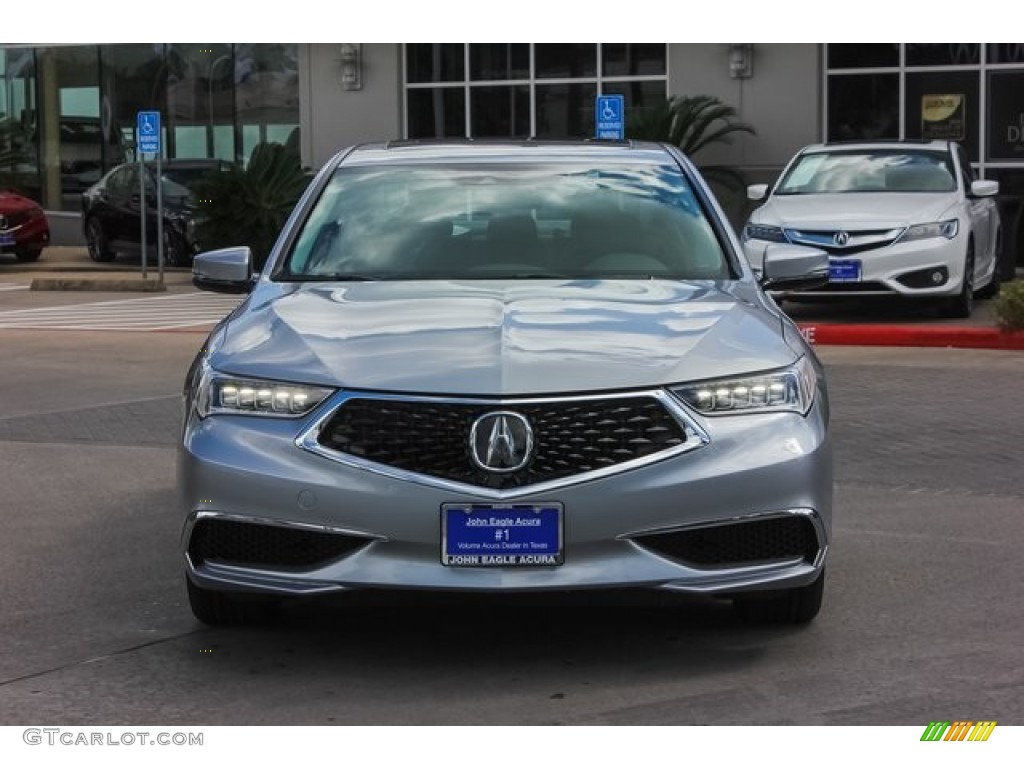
628;94;755;189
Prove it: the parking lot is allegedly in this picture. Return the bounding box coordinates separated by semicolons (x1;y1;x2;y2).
0;284;1022;726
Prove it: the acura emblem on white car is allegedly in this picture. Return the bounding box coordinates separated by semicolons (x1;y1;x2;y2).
834;231;850;247
469;411;534;472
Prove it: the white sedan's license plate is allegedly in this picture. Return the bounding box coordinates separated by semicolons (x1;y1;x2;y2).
829;259;861;282
442;503;563;567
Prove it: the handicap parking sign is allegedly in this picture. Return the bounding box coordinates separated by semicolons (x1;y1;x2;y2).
137;111;161;154
595;95;625;140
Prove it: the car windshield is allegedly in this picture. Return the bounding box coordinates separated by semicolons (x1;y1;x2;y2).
775;150;956;195
157;165;226;198
278;162;731;281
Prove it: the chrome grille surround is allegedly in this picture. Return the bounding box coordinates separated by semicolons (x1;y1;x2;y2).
296;389;710;499
784;227;905;255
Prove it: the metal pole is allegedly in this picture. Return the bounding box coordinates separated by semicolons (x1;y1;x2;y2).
139;152;147;279
156;150;164;283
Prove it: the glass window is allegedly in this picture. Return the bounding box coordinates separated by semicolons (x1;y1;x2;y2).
535;44;597;79
280;162;729;281
602;44;666;77
776;150;956;195
407;88;466;139
536;83;597;138
906;44;979;67
166;43;235;161
469;44;529;81
904;70;980;160
826;44;899;69
827;73;899;141
987;70;1024;161
987;44;1024;64
100;44;165;171
406;44;464;83
470;86;529;138
0;47;40;201
235;43;299;157
616;81;668;124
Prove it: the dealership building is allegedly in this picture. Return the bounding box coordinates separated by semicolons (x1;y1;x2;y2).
2;43;1024;257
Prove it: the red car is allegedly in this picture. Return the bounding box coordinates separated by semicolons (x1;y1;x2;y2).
0;189;49;262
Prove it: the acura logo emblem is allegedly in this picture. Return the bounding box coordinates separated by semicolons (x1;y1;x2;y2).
469;411;534;473
834;231;850;247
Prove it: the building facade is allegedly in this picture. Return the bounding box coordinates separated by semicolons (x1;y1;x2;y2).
3;43;1024;254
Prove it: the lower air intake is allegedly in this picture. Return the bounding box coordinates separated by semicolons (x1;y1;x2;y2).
188;518;368;570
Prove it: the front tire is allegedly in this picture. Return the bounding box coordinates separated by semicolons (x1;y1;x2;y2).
940;241;975;318
14;247;42;263
85;218;115;262
733;569;826;625
186;578;281;626
164;229;192;268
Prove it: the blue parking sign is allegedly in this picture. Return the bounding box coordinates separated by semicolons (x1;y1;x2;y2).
137;111;161;154
595;95;625;140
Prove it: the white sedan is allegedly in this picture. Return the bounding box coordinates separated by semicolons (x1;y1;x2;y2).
742;140;1000;317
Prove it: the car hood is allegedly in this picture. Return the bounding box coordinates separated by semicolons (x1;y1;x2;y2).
212;280;797;396
759;192;956;230
0;190;39;215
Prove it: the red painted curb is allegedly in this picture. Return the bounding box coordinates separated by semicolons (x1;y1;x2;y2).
796;323;1024;350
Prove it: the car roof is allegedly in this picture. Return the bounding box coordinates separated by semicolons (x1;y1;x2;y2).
339;139;679;167
799;139;952;154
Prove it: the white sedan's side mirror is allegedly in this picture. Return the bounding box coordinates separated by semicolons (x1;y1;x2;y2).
747;184;769;201
970;179;999;198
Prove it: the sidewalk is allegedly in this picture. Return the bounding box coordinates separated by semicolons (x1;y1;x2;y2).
2;247;1023;349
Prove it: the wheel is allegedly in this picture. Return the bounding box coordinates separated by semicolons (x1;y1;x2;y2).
940;241;975;318
186;578;281;626
14;247;42;263
976;233;1002;300
85;218;115;262
733;569;826;625
163;229;193;268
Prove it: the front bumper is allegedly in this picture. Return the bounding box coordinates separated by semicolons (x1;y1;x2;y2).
179;391;832;597
0;213;50;253
744;235;965;297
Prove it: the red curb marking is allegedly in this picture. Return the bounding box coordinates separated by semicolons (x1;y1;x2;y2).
796;323;1024;350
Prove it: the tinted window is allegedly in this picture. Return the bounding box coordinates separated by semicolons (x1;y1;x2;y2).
776;151;956;194
280;162;729;282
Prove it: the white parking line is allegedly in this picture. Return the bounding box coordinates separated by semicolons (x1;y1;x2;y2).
0;291;243;331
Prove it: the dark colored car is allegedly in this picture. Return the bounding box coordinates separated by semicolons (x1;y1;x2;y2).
81;159;230;267
0;189;50;262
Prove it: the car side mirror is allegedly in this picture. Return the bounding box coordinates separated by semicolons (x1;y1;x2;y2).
760;244;829;292
970;179;999;198
193;246;255;294
747;183;769;201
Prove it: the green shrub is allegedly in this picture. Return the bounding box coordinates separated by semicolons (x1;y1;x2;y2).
196;142;310;270
994;281;1024;333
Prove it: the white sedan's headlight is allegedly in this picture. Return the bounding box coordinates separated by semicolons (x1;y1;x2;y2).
672;357;817;416
195;362;333;418
901;219;959;242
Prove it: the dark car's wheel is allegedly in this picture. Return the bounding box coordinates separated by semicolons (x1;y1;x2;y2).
733;569;825;625
14;247;42;263
186;578;281;626
164;229;192;268
85;218;115;262
941;241;975;318
976;233;1002;300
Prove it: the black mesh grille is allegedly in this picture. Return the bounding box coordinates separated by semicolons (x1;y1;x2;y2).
188;519;368;570
318;396;687;489
815;281;891;293
633;516;819;567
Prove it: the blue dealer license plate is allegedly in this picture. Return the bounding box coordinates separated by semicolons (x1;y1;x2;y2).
442;504;563;566
829;259;862;282
0;232;15;247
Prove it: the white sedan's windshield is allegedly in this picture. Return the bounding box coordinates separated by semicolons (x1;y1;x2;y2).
775;150;956;195
280;163;731;281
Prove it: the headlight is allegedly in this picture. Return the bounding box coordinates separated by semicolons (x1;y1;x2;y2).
743;223;788;243
672;357;817;416
195;363;334;418
901;219;959;242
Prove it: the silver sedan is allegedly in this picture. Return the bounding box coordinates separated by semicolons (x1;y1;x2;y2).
180;140;833;626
